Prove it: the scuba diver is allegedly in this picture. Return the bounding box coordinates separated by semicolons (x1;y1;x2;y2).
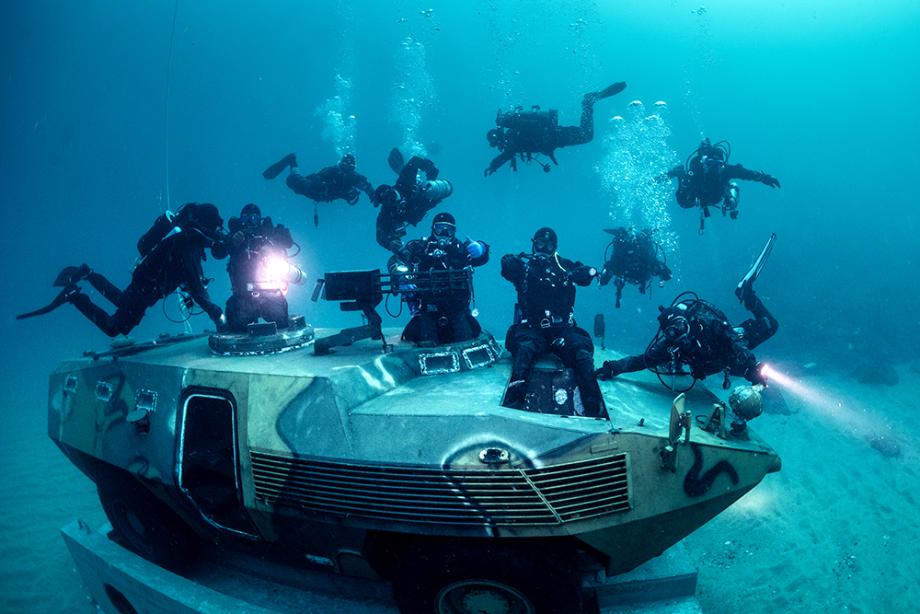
262;152;375;226
596;234;779;390
18;203;226;336
599;227;673;308
500;227;607;418
665;138;780;231
374;148;453;253
212;203;303;332
484;81;627;176
387;212;489;345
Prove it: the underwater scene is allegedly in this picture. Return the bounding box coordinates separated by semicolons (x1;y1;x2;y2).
1;0;919;612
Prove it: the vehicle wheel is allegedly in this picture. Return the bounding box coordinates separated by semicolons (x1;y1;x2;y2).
391;542;584;614
97;471;197;573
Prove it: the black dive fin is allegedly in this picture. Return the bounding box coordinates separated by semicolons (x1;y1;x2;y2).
387;147;405;175
53;264;90;287
595;81;627;100
262;153;296;180
16;286;77;320
736;233;776;302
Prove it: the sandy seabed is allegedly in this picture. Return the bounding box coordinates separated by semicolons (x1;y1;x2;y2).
1;366;917;613
684;366;920;613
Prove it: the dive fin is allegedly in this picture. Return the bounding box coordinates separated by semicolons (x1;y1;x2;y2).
262;153;296;180
53;264;90;287
736;232;776;303
595;81;627;100
16;285;78;320
387;147;406;175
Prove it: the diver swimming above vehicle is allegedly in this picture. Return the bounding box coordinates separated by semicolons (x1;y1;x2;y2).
262;152;375;226
484;80;626;176
664;138;780;232
596;234;779;391
599;227;673;308
374;148;453;253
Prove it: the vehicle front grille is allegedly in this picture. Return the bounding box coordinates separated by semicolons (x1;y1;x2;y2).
250;450;630;527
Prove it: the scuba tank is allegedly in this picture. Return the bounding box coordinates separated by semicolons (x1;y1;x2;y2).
422;179;453;201
496;106;559;130
137;211;179;257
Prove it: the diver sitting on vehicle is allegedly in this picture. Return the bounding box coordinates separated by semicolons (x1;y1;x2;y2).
500;227;607;418
19;203;226;336
388;212;489;346
211;203;303;333
596;234;779;390
599;227;673;308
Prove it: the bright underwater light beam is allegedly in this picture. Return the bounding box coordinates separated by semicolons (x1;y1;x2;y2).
759;363;877;435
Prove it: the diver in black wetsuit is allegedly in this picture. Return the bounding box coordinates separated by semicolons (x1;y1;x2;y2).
19;203;226;336
388;212;489;345
596;235;779;388
374;148;453;253
212;203;301;332
599;227;673;308
263;153;374;225
484;81;626;176
500;227;606;418
665;138;780;228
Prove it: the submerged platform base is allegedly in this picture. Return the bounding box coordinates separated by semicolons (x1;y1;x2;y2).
62;520;702;613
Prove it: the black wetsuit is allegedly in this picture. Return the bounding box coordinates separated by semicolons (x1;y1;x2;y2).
485;91;608;175
389;235;490;345
376;156;449;252
287;165;374;204
601;294;778;384
599;228;672;308
213;216;295;332
70;231;222;337
667;158;778;217
500;252;605;417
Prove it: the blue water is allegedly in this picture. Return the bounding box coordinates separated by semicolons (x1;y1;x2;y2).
1;1;919;612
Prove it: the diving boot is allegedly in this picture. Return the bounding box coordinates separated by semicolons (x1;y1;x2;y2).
586;81;627;103
53;264;91;287
16;284;80;320
262;153;297;180
735;276;755;308
501;380;527;409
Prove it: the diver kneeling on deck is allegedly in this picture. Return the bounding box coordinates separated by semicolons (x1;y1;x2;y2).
212;203;303;332
388;212;489;345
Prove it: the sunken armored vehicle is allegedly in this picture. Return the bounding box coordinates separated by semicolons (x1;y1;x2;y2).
48;270;780;613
